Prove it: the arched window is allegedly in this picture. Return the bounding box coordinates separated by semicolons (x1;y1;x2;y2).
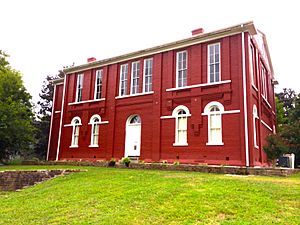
89;115;101;147
172;105;190;145
70;117;81;147
253;105;259;148
129;115;141;124
204;102;224;145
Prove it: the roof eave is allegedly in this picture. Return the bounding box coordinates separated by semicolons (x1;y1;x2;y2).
64;21;256;75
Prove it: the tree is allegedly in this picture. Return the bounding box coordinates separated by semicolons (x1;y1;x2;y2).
0;51;35;162
265;89;300;167
34;72;63;159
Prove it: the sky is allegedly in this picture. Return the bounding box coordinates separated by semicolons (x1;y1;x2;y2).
1;0;299;105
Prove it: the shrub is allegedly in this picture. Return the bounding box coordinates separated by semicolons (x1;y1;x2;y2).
108;158;116;167
263;134;288;165
121;157;131;167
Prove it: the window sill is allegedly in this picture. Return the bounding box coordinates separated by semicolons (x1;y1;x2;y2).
252;84;258;92
116;91;154;99
69;145;78;148
89;145;99;148
206;142;224;146
173;143;188;146
68;98;105;106
261;95;272;108
166;80;231;92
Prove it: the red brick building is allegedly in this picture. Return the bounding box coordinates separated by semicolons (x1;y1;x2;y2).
47;21;276;166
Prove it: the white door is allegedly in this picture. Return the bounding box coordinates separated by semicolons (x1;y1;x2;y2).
125;115;141;157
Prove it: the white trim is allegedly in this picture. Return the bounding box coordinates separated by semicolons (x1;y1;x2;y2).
55;110;61;113
143;58;153;93
94;69;103;100
261;120;272;131
166;80;231;92
69;145;78;148
46;84;57;161
173;143;188;146
56;76;67;161
206;142;224;146
253;105;259;149
115;91;154;99
160;115;175;119
68;98;105;105
201;109;240;116
89;145;99;148
176;50;188;88
252;84;258;92
261;95;272;108
207;42;221;83
130;61;140;95
242;32;250;167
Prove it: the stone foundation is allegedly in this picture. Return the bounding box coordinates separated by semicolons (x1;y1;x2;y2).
0;169;81;191
21;160;300;177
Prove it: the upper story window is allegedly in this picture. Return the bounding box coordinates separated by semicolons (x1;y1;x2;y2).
131;61;140;94
249;44;256;87
70;117;82;147
143;58;153;92
75;73;84;102
208;43;220;83
94;69;103;100
119;64;128;96
261;64;268;99
176;51;187;88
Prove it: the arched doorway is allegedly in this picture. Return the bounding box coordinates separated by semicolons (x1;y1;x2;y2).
125;115;141;157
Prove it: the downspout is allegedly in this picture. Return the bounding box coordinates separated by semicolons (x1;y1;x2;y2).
56;72;67;161
46;84;57;161
242;31;250;167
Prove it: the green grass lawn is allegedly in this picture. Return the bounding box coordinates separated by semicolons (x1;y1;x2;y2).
0;165;299;225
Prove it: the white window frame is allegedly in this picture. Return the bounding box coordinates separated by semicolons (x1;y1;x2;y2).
208;43;221;83
89;114;101;147
70;117;82;148
249;44;254;85
94;69;103;100
261;65;268;99
130;61;140;95
204;101;224;145
176;51;187;88
253;105;259;148
119;64;128;96
172;105;190;146
75;74;84;102
143;58;153;93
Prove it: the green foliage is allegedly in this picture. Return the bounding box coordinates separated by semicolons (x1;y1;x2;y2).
263;134;288;163
275;96;286;131
267;89;300;166
121;157;131;167
34;73;62;159
0;51;35;162
0;166;299;224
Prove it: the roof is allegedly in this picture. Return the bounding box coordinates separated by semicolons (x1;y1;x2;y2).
58;21;273;79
